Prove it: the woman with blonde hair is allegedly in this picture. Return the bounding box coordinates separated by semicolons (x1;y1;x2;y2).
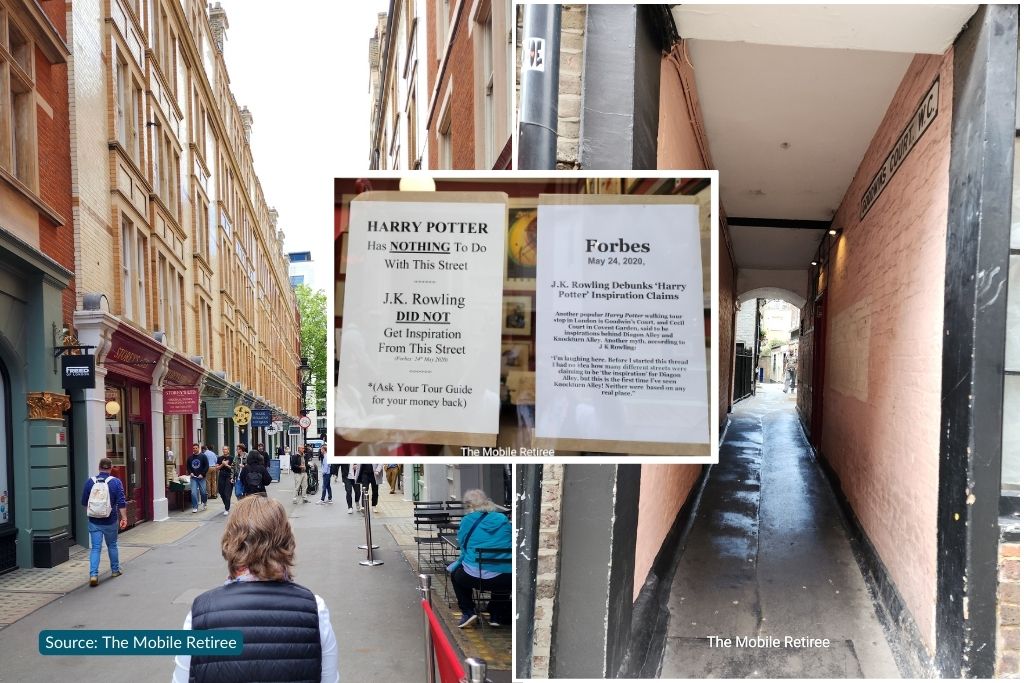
447;489;513;628
171;495;339;683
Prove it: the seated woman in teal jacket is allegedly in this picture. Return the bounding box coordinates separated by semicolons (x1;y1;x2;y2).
447;489;513;628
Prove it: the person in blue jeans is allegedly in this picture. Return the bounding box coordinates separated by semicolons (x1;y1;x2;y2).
317;445;333;504
80;458;128;587
187;443;210;512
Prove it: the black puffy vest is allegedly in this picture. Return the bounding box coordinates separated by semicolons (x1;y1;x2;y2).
189;580;321;683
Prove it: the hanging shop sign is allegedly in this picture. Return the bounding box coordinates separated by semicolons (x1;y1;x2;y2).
205;398;235;418
337;191;508;447
164;388;200;414
534;196;710;455
860;78;940;219
232;405;252;426
251;409;272;428
61;355;95;390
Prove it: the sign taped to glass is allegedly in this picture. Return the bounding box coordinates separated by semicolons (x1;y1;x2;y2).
336;192;507;446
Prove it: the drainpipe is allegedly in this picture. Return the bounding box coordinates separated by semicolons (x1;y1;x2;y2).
515;464;543;677
518;4;561;169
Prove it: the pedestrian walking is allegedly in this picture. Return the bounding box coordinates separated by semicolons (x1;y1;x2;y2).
447;489;513;628
317;446;333;504
239;450;271;498
80;458;128;587
187;443;209;513
216;447;234;515
203;443;218;499
233;444;247;499
291;446;309;504
344;463;360;514
385;463;400;494
171;495;340;683
356;463;382;514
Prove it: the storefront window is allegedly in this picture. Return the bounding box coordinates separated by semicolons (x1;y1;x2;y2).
105;387;127;476
164;414;184;475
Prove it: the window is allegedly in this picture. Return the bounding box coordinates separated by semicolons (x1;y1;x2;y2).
478;9;495;166
435;0;450;62
437;99;452;169
0;14;37;189
120;217;148;327
195;192;210;261
115;55;142;163
474;0;511;168
157;133;180;219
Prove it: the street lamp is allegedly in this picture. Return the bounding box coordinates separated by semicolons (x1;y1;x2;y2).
298;356;312;446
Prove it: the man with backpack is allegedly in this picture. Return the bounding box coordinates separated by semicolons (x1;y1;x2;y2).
187;443;210;513
80;458;128;587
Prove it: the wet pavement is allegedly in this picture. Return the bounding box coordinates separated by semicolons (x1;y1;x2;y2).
660;384;901;678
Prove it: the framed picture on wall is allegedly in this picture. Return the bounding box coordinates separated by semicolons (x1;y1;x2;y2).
504;200;537;290
500;341;531;377
502;295;532;336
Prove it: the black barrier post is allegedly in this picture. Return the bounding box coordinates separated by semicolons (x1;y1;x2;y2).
358;484;382;566
419;574;437;683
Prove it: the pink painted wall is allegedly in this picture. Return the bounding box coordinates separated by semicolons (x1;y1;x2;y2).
634;464;703;600
820;51;953;653
658;43;711;170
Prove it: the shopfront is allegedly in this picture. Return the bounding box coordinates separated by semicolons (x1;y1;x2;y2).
0;230;73;571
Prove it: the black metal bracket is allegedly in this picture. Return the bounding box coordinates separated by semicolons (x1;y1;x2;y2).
53;345;95;359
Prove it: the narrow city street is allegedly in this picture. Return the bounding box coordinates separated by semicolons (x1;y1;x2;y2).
0;477;427;682
659;384;902;678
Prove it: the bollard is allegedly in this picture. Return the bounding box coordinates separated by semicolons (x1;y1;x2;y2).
358;484;382;566
420;574;437;683
464;657;488;683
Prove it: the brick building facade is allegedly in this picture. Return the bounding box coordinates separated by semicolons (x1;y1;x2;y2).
0;0;75;572
65;0;301;542
369;0;514;170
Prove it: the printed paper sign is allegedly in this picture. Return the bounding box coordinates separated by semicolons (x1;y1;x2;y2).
535;201;709;447
337;193;506;437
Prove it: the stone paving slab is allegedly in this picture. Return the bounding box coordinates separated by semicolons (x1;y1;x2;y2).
0;591;60;626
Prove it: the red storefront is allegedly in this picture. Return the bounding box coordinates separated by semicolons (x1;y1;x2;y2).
102;328;164;527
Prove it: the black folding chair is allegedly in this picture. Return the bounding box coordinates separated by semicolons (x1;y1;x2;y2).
472;546;513;627
413;502;449;573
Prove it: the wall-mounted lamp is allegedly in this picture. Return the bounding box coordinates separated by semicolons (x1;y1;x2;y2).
811;260;819;267
828;228;842;236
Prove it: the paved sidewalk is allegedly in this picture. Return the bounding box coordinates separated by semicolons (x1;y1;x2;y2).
0;479;427;682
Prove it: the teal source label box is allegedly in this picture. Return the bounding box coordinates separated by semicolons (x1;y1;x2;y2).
39;630;244;655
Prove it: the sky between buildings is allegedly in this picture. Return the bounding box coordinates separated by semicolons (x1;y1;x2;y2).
218;0;390;295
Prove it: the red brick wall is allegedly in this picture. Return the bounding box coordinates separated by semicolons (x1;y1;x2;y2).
819;52;953;652
32;11;75;325
426;0;476;168
997;540;1020;677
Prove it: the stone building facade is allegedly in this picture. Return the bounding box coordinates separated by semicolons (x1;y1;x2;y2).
66;0;300;542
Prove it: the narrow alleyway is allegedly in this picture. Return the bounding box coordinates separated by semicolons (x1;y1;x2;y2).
660;384;902;678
